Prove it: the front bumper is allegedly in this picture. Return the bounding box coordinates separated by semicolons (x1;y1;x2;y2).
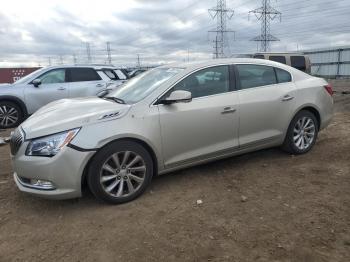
12;144;95;200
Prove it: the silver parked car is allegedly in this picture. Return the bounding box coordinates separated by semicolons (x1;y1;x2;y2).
0;65;128;128
10;58;333;204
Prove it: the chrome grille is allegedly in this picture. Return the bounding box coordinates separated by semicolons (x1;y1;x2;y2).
10;128;24;155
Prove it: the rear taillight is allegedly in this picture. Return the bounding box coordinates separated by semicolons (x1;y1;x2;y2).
324;84;333;96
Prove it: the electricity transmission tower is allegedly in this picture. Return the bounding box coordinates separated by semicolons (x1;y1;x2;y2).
249;0;281;52
208;0;234;58
136;54;141;68
85;42;92;64
106;42;112;65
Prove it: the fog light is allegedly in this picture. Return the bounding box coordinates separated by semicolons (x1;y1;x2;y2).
30;179;55;190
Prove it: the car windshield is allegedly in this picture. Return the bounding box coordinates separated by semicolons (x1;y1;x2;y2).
107;67;183;104
14;68;46;84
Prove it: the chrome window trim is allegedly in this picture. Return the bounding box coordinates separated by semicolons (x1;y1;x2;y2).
151;62;294;107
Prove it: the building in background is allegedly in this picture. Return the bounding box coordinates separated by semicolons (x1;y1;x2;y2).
303;46;350;79
0;67;41;84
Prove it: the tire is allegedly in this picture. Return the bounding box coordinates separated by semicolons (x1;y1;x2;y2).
87;140;154;204
0;101;23;129
282;110;319;154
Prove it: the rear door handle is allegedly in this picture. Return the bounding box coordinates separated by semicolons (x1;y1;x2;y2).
221;107;236;114
282;95;294;101
96;83;104;88
57;87;66;91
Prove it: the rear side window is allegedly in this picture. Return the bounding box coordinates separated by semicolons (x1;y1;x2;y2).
103;70;119;80
236;64;277;90
269;56;286;64
290;56;306;71
114;70;127;80
275;68;292;83
69;68;102;82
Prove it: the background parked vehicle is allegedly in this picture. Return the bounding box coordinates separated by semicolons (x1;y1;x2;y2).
253;52;311;74
10;58;333;204
0;65;128;128
128;69;147;78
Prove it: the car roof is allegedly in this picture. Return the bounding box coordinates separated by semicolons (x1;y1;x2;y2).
43;64;117;70
159;58;292;70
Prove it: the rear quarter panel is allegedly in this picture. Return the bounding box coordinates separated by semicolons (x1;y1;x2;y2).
293;77;333;130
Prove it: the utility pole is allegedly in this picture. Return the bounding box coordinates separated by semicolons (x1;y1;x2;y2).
86;42;92;64
208;0;234;59
249;0;281;52
48;57;52;66
59;55;63;65
106;42;112;65
136;54;141;68
73;54;77;64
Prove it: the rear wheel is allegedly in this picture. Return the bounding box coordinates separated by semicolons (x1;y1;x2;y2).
0;101;23;129
282;110;318;154
87;140;153;204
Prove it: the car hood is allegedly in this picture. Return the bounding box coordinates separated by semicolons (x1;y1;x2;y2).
0;83;17;93
21;97;131;139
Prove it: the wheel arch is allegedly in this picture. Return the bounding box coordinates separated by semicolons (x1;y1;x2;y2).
0;95;28;117
294;105;321;130
80;137;159;193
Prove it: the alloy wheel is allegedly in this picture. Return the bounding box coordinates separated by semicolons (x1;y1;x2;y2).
0;105;19;127
293;116;316;150
99;151;146;198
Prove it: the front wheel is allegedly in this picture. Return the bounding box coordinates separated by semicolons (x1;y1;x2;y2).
87;140;153;204
282;110;319;154
0;101;23;129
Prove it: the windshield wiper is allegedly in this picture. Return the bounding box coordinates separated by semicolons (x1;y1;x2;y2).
104;96;126;104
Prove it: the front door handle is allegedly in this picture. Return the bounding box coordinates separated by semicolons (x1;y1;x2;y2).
282;95;294;101
57;87;66;91
96;83;104;88
221;107;236;114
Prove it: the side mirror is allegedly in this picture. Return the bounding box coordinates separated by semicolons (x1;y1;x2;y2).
32;79;42;87
97;89;110;98
163;90;192;105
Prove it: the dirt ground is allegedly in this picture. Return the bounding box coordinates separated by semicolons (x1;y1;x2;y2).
0;87;349;262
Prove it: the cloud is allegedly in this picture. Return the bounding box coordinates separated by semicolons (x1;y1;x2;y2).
0;0;349;67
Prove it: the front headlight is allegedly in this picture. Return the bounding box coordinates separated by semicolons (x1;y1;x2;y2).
26;128;80;157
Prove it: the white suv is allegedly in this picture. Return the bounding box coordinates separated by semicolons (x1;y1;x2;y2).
0;65;128;128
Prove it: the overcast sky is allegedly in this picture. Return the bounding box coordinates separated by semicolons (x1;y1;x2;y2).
0;0;349;67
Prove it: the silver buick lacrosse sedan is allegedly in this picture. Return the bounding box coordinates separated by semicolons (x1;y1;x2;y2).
10;58;333;204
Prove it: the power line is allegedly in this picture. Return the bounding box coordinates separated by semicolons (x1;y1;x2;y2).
249;0;282;52
208;0;235;58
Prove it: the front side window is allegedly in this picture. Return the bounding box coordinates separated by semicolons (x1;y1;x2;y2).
236;64;277;90
275;68;292;83
290;56;306;71
69;68;102;82
269;56;286;64
40;69;66;84
173;66;230;98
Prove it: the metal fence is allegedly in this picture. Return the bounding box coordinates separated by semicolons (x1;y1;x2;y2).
303;47;350;79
